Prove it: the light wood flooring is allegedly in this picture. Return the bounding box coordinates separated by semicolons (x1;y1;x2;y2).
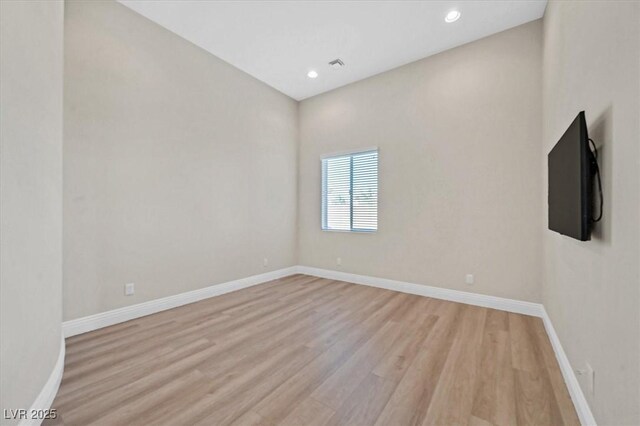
46;274;579;426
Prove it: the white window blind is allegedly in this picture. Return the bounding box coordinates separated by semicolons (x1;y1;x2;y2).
322;149;378;232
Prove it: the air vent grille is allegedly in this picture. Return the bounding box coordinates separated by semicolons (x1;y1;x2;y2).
329;59;345;68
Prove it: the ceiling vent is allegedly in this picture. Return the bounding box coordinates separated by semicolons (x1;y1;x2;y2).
329;58;345;69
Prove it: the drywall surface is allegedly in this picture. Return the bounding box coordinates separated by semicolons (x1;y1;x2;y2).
542;1;640;424
63;0;298;320
298;21;543;302
0;0;64;422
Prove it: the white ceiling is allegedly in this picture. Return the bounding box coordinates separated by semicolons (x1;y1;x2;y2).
119;1;547;101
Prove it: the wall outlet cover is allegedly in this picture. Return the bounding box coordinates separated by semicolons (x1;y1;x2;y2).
125;283;135;296
576;363;595;396
585;363;595;395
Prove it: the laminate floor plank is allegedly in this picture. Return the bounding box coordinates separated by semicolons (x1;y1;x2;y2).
421;305;488;426
279;398;335;426
252;292;411;425
46;274;578;426
374;301;464;426
471;310;517;426
530;318;580;426
310;320;404;410
509;314;568;426
323;373;399;426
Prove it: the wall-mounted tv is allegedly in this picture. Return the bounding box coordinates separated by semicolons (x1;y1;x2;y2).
548;111;599;241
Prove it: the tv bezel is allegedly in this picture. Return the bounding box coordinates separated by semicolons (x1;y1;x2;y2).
548;111;593;241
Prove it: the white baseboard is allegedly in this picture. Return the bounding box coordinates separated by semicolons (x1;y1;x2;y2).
19;335;65;426
59;264;593;425
63;265;541;337
297;265;594;425
296;265;544;317
62;266;297;337
541;307;597;426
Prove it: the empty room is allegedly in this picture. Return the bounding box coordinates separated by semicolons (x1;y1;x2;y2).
1;0;639;425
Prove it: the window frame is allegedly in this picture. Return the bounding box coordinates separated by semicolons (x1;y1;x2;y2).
321;148;378;233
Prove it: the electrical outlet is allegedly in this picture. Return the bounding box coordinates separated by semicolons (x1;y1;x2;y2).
263;257;268;267
576;363;595;396
336;257;342;266
586;363;595;396
125;283;135;296
465;274;474;285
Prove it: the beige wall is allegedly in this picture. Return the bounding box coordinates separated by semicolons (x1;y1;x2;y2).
0;0;64;422
542;2;640;424
298;21;543;302
63;0;298;320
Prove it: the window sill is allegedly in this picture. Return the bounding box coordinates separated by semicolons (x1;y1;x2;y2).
321;228;377;233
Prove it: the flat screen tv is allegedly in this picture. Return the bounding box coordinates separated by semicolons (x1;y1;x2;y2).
548;111;596;241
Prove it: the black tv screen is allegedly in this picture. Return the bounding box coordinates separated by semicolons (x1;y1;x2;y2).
548;111;592;241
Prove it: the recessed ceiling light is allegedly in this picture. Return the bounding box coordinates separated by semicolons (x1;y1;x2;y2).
445;10;461;23
307;70;318;79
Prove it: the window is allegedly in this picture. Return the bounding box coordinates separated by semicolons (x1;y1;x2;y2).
322;149;378;232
